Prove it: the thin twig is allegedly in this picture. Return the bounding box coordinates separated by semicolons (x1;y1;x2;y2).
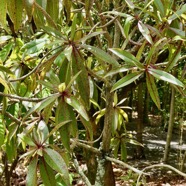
9;46;61;82
73;154;92;186
0;92;45;102
0;110;21;124
136;163;186;186
105;156;148;175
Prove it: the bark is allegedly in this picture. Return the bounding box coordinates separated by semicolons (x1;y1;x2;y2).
163;86;175;163
136;83;145;159
95;83;115;186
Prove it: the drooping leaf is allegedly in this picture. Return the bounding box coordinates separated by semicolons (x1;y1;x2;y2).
81;44;119;67
7;0;23;32
63;0;72;23
111;72;143;92
138;21;153;44
23;94;60;120
46;0;59;23
39;158;57;186
65;96;89;121
26;156;38;186
0;0;8;31
109;48;144;69
24;0;34;21
71;46;90;109
112;108;119;132
121;139;127;161
154;0;165;18
148;68;184;87
56;98;77;151
146;72;161;109
43;148;70;186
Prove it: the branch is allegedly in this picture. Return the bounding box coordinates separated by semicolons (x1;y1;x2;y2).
9;46;62;82
70;139;101;155
73;154;92;186
0;92;45;102
136;163;186;186
0;110;21;124
105;156;148;175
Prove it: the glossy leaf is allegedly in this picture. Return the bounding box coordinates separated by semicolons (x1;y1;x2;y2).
21;38;49;55
43;148;70;185
109;48;144;69
65;96;89;121
39;158;57;186
81;44;119;67
104;66;130;78
0;43;13;63
146;72;161;109
148;68;184;87
7;0;23;32
26;156;38;186
111;72;143;92
138;21;153;44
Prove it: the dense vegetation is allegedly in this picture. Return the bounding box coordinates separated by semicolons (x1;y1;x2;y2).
0;0;185;185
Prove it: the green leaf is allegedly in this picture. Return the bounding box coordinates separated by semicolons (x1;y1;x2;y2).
154;0;165;18
46;0;59;23
168;4;186;22
56;99;76;151
26;156;38;186
24;0;34;21
0;0;8;31
112;108;119;132
79;31;106;44
124;16;133;39
109;48;144;69
63;0;72;23
104;66;130;78
138;21;153;44
21;38;49;55
45;120;72;143
70;14;77;40
23;94;60;120
0;120;5;147
148;68;184;87
81;44;119;67
39;158;57;186
43;148;70;185
146;72;161;109
71;46;90;109
111;72;143;92
121;139;127;161
65;96;89;121
0;43;13;63
7;0;23;32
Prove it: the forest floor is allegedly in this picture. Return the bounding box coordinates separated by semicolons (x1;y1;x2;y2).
5;115;186;186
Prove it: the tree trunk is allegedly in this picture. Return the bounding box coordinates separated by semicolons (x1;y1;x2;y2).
95;83;115;186
136;83;145;159
163;86;175;163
